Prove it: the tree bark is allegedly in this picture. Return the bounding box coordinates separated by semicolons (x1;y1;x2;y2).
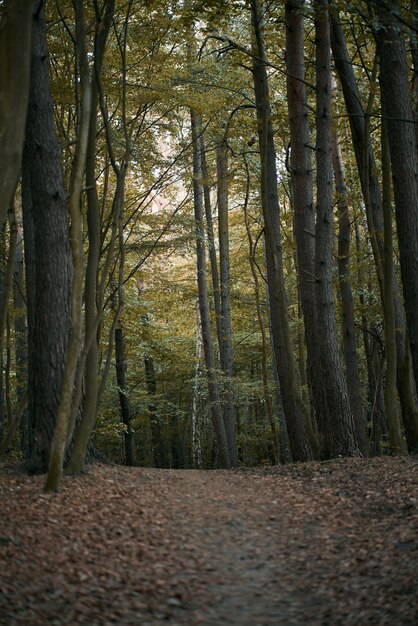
380;118;407;454
0;0;32;226
331;12;418;452
216;135;238;466
314;0;359;457
375;6;418;425
251;0;312;462
66;0;116;474
331;124;368;456
22;2;72;474
45;0;92;491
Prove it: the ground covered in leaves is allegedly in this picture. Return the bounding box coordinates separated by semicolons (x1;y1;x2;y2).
0;457;417;626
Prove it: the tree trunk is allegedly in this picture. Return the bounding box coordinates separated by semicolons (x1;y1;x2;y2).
216;135;238;466
45;0;92;491
250;0;312;462
192;304;204;469
331;123;368;456
190;109;231;468
285;0;327;457
313;0;359;457
144;356;167;468
22;3;72;474
200;135;222;350
380;118;407;454
243;158;280;464
66;0;115;474
12;224;29;455
331;12;418;452
375;6;418;422
115;325;136;466
0;0;32;225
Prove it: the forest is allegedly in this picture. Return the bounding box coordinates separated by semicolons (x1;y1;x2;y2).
0;0;418;492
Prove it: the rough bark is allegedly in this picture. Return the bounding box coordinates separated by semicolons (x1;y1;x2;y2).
331;12;418;452
285;0;324;456
0;0;32;226
45;0;92;491
314;0;359;457
22;3;72;474
251;0;312;462
375;7;418;429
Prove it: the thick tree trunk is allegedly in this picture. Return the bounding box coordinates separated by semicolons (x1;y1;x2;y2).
22;3;72;474
191;109;231;468
45;0;92;492
251;0;312;462
216;136;238;466
285;0;325;457
0;0;32;225
331;13;418;452
313;0;359;457
375;7;418;422
331;125;368;456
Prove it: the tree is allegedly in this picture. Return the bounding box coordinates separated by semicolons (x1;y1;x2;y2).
191;109;231;468
331;11;418;452
374;3;418;411
250;0;312;462
0;0;32;225
22;1;73;474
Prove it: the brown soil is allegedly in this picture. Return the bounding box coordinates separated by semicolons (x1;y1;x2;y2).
0;456;417;625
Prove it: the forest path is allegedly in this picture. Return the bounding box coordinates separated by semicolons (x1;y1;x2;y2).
0;457;417;626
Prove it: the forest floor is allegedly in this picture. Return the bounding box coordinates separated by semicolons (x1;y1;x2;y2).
0;457;417;626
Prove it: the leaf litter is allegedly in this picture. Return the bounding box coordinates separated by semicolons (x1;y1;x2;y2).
0;456;417;625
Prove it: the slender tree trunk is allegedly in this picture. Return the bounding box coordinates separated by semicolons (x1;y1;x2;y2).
115;325;136;466
190;109;231;468
375;6;418;415
144;356;167;468
314;0;359;457
243;158;280;464
200;135;222;350
251;0;312;461
22;3;73;474
66;0;115;474
12;224;28;455
192;304;203;469
331;12;418;451
216;135;238;466
381;118;407;454
331;124;368;456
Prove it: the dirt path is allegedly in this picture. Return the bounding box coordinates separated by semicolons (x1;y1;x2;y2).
1;457;417;625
